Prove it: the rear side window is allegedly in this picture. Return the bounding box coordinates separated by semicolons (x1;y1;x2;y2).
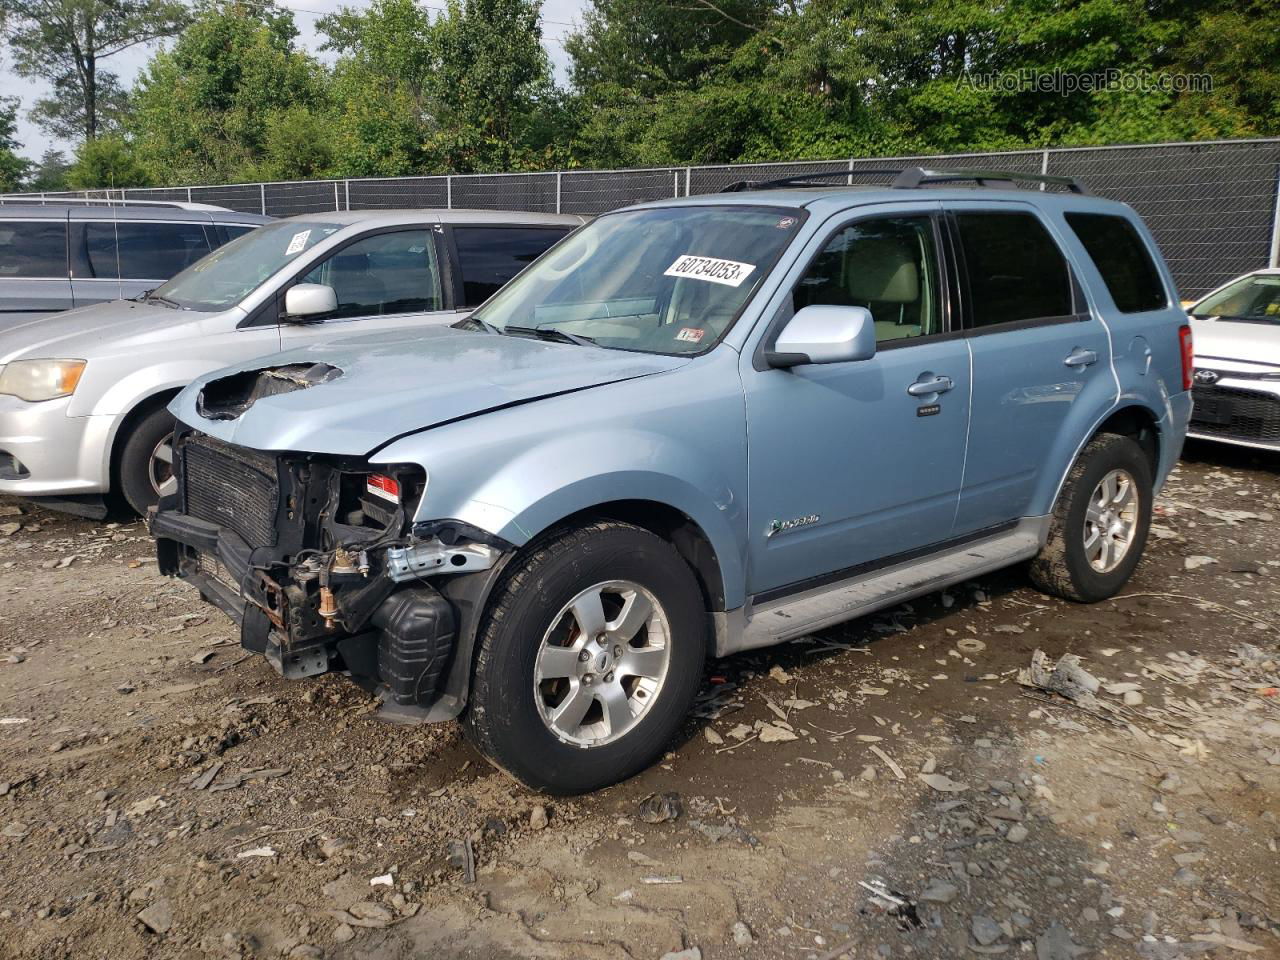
86;221;212;280
453;227;569;306
1065;213;1167;313
0;220;67;278
954;212;1073;328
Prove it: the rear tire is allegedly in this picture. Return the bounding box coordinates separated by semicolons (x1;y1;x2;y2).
1029;433;1153;602
117;406;177;517
463;521;707;794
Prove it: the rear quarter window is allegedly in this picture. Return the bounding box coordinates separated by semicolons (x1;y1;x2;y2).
1064;212;1167;313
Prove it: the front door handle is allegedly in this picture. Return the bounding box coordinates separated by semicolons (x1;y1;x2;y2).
907;375;954;397
1064;348;1098;368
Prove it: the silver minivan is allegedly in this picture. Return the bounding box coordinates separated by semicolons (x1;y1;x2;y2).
0;209;583;517
0;201;270;330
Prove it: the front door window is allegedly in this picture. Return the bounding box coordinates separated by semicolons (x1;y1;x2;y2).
302;230;443;320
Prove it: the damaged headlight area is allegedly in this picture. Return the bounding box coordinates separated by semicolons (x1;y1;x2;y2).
151;427;510;717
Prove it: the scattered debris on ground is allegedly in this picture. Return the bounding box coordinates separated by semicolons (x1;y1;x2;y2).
1;443;1278;959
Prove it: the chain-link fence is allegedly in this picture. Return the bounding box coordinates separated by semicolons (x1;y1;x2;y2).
6;137;1279;298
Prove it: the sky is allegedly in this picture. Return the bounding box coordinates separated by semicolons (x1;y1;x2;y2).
2;0;591;163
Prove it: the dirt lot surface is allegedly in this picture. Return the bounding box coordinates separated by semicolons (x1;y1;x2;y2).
1;440;1278;960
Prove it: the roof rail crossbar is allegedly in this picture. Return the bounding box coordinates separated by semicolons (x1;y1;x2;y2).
721;169;907;192
719;165;1090;195
891;167;1091;194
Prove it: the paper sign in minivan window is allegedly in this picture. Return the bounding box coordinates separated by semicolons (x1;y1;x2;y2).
285;230;312;256
664;255;756;288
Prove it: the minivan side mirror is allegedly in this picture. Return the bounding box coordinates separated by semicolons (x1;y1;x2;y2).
765;305;877;368
284;283;338;321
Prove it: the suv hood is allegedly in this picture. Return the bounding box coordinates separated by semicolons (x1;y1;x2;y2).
0;299;225;363
172;325;690;456
1190;315;1280;368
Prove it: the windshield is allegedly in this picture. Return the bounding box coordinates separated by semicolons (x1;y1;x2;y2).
471;205;804;355
1192;274;1280;323
153;220;343;311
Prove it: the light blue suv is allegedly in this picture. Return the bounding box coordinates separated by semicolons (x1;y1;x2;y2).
151;168;1194;793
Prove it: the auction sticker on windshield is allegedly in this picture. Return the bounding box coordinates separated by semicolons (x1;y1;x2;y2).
285;230;312;256
665;255;755;287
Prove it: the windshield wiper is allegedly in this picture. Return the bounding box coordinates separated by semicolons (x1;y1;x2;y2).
504;325;597;346
141;290;182;309
453;315;501;334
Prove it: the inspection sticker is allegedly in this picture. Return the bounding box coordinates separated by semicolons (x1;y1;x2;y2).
664;254;755;287
675;327;705;343
285;229;312;255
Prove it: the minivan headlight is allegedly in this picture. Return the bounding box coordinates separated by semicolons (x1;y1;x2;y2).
0;359;87;402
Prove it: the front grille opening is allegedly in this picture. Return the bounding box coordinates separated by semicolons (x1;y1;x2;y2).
181;435;279;548
1191;385;1280;443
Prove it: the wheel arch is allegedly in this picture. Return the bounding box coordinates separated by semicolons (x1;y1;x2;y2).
107;388;182;494
1045;401;1163;514
531;499;727;613
433;498;729;724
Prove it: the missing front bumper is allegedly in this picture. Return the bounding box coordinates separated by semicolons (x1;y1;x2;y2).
152;509;459;709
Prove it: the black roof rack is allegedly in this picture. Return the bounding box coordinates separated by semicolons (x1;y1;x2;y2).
721;166;1090;195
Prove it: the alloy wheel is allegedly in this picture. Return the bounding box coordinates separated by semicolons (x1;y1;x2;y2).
533;580;671;747
1083;468;1138;573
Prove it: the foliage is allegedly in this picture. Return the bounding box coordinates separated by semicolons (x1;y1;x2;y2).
129;0;330;183
65;135;152;188
25;149;72;191
0;0;189;141
13;0;1273;188
319;0;567;175
0;96;31;192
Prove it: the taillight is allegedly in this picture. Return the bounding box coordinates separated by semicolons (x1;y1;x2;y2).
366;473;400;503
1178;324;1193;391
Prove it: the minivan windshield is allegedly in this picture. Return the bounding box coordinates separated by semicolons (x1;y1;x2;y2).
152;220;342;311
1191;273;1280;324
470;205;804;355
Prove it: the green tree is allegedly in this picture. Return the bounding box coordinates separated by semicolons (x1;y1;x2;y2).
318;0;566;175
424;0;562;171
25;149;72;191
0;0;190;141
23;148;72;192
0;96;31;192
129;0;330;183
65;135;152;188
318;0;438;176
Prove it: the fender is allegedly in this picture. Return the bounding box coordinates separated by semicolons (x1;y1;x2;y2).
373;354;750;607
1041;396;1171;516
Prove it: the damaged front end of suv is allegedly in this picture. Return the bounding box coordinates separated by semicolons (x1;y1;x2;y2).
151;363;515;721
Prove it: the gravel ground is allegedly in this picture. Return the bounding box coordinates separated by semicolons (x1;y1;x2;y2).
0;438;1277;960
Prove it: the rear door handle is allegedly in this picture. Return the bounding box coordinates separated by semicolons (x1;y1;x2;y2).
907;375;954;397
1064;348;1098;368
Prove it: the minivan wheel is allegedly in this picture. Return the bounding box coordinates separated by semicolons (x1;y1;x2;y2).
1029;433;1153;603
118;407;178;517
463;521;706;794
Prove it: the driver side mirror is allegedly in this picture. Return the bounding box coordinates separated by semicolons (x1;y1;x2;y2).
284;283;338;321
766;305;877;368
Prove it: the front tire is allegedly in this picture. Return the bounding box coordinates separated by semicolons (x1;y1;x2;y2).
1029;433;1153;602
117;407;177;517
463;521;707;794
